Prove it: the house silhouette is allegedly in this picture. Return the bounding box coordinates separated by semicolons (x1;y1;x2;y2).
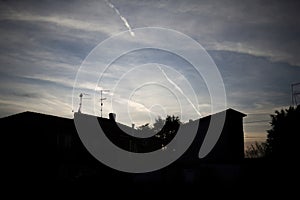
1;108;246;190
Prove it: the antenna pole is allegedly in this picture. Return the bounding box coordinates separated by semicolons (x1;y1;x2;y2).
292;84;294;106
78;93;83;113
292;82;300;106
100;89;110;118
77;93;90;114
101;90;103;118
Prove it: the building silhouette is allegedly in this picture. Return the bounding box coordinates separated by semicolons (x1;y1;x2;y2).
1;108;247;191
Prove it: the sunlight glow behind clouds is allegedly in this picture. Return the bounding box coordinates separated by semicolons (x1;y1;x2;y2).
0;0;300;147
74;47;213;127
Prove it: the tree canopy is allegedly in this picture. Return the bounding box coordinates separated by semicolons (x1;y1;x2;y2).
265;105;300;161
245;105;300;160
137;115;181;149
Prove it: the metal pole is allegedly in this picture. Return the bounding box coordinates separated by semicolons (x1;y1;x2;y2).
78;93;83;113
100;89;109;118
101;90;103;118
292;84;294;106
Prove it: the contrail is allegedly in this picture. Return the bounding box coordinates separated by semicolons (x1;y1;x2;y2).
157;65;202;117
104;0;135;37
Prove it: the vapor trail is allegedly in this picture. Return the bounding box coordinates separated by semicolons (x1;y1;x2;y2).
157;65;202;117
104;0;135;37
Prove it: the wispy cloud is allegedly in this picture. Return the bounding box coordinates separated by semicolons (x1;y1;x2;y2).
2;12;104;33
0;0;299;144
207;41;298;66
156;64;201;117
104;0;135;37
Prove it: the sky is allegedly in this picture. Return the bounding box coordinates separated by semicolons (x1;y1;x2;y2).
0;0;300;148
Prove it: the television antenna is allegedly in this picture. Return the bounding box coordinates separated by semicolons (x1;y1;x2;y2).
78;93;91;113
292;82;300;106
100;89;110;118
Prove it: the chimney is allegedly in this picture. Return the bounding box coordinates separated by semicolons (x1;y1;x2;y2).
109;113;116;121
132;123;135;129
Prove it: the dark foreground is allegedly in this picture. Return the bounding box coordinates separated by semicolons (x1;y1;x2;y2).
5;157;298;198
2;111;298;197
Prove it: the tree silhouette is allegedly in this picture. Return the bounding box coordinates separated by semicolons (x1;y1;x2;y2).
265;105;300;161
245;142;267;158
152;116;165;134
137;115;180;136
154;115;180;147
136;115;180;150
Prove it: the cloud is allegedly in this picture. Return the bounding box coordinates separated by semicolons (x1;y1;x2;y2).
2;0;299;66
104;0;135;37
12;92;42;99
156;64;201;117
209;49;300;140
113;0;300;66
1;11;117;38
210;50;300;109
0;0;299;145
0;78;73;118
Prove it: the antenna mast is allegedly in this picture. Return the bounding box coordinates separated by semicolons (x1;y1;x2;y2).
292;82;300;106
78;93;90;113
100;89;110;118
